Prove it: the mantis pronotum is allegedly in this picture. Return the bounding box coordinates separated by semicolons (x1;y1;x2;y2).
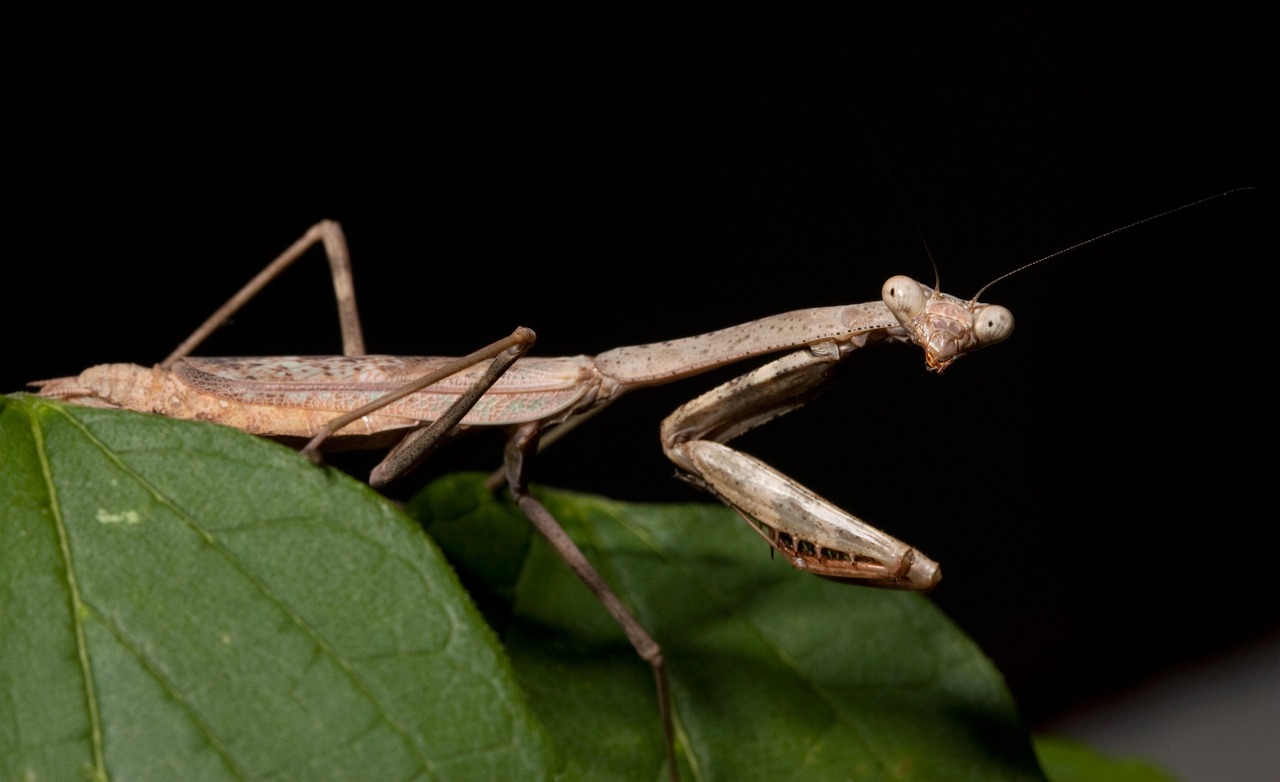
30;191;1246;780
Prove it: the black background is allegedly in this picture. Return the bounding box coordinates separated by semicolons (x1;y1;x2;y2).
2;6;1274;735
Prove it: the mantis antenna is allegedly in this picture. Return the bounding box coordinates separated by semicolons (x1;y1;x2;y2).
968;187;1254;306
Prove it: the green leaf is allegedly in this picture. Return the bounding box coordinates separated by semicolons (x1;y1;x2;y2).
1034;736;1180;782
0;395;558;781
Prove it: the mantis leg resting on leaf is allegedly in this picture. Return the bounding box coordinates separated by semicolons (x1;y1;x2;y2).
32;193;1242;779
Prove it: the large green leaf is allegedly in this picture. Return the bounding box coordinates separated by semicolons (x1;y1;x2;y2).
3;394;1069;780
0;395;557;781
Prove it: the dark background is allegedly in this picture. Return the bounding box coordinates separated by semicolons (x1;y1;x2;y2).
2;4;1273;765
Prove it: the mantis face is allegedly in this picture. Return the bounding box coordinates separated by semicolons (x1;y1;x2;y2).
881;275;1014;372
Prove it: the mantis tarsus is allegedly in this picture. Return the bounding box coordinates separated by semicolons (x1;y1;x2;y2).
31;191;1246;780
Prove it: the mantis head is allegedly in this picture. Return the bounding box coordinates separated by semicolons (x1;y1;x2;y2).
881;275;1014;373
879;189;1251;373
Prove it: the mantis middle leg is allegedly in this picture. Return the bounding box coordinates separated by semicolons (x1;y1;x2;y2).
502;422;679;781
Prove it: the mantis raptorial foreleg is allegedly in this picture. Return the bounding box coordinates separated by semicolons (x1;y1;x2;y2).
660;340;941;588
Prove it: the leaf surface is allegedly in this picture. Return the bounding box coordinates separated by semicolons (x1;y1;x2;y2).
1;395;557;781
1034;737;1180;782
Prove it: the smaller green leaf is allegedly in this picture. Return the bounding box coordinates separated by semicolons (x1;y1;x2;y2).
411;474;1048;781
1034;736;1180;782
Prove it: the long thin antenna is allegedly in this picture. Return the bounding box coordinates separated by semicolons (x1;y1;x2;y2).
885;179;942;292
968;187;1254;305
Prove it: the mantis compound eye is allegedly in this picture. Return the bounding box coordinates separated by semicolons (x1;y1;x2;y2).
971;304;1014;347
882;275;928;324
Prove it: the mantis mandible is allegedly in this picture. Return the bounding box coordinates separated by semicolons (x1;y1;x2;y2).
30;192;1243;780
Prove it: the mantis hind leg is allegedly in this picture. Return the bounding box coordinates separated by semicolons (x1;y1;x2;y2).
162;221;365;368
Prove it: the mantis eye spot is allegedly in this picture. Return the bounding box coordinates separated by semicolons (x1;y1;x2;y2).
973;305;1014;346
882;275;927;322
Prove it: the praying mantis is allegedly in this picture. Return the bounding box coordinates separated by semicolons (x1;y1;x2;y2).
27;192;1244;780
